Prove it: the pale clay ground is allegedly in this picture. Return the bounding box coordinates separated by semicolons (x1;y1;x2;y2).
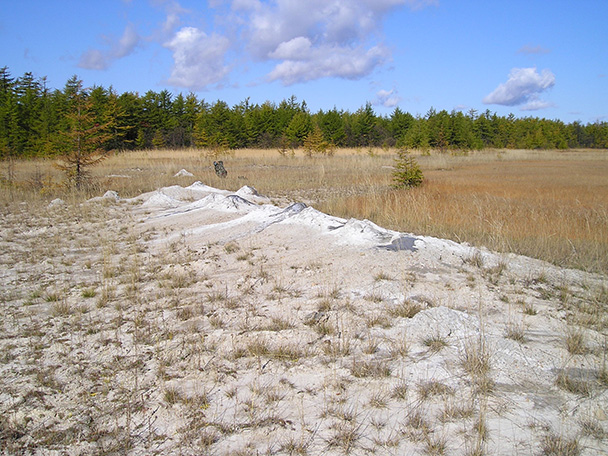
1;179;607;455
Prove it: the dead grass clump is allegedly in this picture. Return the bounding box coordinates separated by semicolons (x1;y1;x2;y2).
578;418;606;440
314;320;335;337
247;337;271;358
50;299;72;317
540;432;581;456
417;380;454;401
374;271;394;281
597;366;608;387
440;402;475;422
388;299;423;319
322;337;351;357
460;338;492;379
350;359;391;378
403;409;432;440
388;334;409;358
555;370;593;397
280;436;311;455
505;321;527;343
521;301;538;316
164;386;185;405
465;252;485;269
369;390;389;409
271;342;308;362
564;328;588;355
326;422;360;453
262;316;295;331
391;381;409;400
365;313;392;328
423;434;448;455
423;333;449;353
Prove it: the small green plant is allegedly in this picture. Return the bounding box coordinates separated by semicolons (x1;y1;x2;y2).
393;148;424;188
81;288;97;298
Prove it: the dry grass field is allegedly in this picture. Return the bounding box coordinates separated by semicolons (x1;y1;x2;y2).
1;148;608;455
4;147;607;274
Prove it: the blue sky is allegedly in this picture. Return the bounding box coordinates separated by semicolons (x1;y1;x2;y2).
1;0;606;123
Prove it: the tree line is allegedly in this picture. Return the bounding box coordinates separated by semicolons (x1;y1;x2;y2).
1;66;607;159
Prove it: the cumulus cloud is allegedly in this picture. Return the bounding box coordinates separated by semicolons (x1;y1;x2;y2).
233;0;436;85
163;27;231;90
84;0;435;90
78;23;140;70
374;88;401;108
268;44;390;85
483;67;555;111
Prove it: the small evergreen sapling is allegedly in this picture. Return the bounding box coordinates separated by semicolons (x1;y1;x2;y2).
54;78;110;189
392;148;424;188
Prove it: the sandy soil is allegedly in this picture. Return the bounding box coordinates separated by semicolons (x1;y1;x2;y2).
1;181;607;455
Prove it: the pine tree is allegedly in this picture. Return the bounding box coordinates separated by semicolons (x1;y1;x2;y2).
54;79;110;189
392;148;424;189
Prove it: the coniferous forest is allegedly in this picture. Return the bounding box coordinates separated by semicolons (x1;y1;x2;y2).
1;66;607;159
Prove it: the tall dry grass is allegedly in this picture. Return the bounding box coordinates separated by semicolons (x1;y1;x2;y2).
319;154;608;274
2;147;607;274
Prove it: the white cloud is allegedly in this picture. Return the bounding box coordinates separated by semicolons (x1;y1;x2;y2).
164;27;231;90
86;0;435;90
374;88;401;108
159;1;190;37
233;0;436;85
115;24;140;58
268;44;389;85
78;49;107;71
483;67;555;110
520;99;554;111
269;37;313;60
78;23;140;70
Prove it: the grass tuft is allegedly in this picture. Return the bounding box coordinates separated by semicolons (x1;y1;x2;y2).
540;432;581;456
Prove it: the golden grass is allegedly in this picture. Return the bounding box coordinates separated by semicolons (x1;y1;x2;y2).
3;147;607;274
322;156;608;274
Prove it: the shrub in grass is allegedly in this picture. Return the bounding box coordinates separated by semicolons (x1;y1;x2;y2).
393;148;424;189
